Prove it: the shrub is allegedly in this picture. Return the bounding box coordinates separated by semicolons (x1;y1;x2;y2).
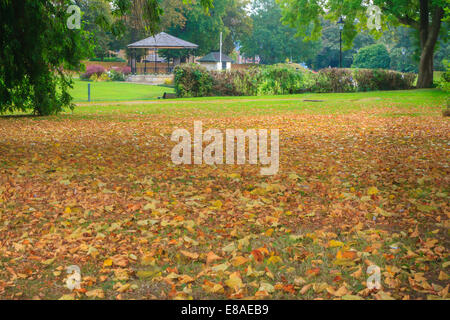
232;67;263;96
352;68;415;91
352;44;391;69
437;60;450;92
109;69;125;81
164;78;174;86
120;66;131;75
312;68;355;93
97;73;110;82
173;64;414;97
174;64;213;97
257;65;305;95
211;70;239;96
80;65;105;80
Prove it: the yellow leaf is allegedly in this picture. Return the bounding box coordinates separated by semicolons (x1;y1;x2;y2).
116;283;131;293
211;263;230;273
103;258;113;267
265;228;274;237
225;272;244;291
141;254;155;266
64;207;72;214
438;271;448;281
227;173;241;179
211;200;223;209
202;281;224;294
334;285;349;297
259;282;275;293
42;258;55;265
328;240;344;248
342;294;364;300
367;187;379;195
267;255;282;265
85;289;104;299
350;267;362;279
87;246;99;258
231;256;249;267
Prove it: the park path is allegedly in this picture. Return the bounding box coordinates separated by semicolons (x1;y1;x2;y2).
75;97;325;106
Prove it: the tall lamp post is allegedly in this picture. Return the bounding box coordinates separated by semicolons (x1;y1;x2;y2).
337;17;344;68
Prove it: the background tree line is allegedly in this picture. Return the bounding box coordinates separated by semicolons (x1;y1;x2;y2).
82;0;447;74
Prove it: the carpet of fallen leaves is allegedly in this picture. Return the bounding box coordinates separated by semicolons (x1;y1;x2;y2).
0;106;449;300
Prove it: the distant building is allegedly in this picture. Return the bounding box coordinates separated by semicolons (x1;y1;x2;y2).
235;49;260;64
198;52;233;71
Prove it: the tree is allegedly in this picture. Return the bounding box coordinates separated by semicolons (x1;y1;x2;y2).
76;0;115;60
277;0;448;88
240;0;319;65
312;19;374;69
159;0;250;63
221;0;253;54
352;44;391;69
0;0;90;115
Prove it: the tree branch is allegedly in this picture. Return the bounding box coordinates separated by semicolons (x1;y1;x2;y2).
381;1;419;29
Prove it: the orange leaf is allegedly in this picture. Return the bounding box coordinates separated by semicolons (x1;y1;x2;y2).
181;250;199;260
251;249;264;263
206;251;222;265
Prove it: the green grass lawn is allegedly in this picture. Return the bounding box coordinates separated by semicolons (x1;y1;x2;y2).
69;89;448;119
70;79;174;102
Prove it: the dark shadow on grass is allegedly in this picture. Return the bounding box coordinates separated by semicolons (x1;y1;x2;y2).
0;114;41;119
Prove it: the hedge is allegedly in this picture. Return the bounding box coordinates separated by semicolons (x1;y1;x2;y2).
174;64;416;98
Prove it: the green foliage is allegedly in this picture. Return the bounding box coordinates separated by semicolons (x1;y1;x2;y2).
159;0;250;62
352;68;416;91
174;64;214;97
389;47;418;73
0;0;214;115
77;0;115;60
174;64;415;97
352;44;391;69
277;0;448;88
240;0;319;65
0;0;91;115
109;69;126;81
175;64;312;97
312;69;355;93
257;65;306;95
437;60;450;92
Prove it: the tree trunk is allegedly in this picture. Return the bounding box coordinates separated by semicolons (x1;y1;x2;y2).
416;1;444;88
417;43;435;88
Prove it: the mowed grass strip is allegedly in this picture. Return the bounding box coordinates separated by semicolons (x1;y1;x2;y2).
70;79;174;102
69;89;447;119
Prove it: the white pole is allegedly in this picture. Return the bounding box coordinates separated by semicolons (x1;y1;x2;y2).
219;32;222;68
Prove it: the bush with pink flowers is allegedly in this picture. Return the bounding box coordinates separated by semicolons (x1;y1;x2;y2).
81;65;131;81
80;65;106;80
